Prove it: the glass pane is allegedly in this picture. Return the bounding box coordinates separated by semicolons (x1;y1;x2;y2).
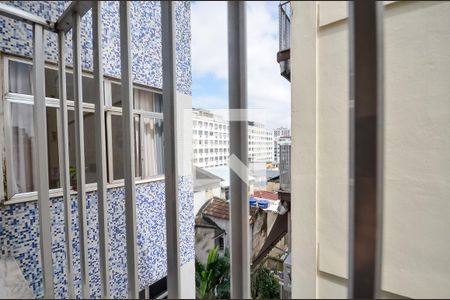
142;118;164;178
9;103;35;194
47;107;60;189
45;68;59;99
83;112;97;183
110;114;141;180
111;114;124;180
63;73;94;103
67;110;97;186
8;103;60;195
134;88;162;112
135;115;142;177
8;60;32;95
154;93;162;113
111;83;122;107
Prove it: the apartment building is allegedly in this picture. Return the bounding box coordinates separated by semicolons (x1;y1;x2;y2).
285;1;450;298
192;109;230;168
192;108;274;168
273;126;290;140
0;2;194;298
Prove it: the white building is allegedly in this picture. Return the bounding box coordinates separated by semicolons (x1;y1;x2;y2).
192;109;230;168
192;109;274;167
273;127;291;165
273;126;291;140
248;121;274;163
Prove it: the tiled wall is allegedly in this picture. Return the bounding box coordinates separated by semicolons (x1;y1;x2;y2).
0;177;195;298
0;2;194;297
0;1;192;95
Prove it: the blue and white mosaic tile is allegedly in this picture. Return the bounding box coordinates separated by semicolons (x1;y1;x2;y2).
0;1;192;95
0;177;195;299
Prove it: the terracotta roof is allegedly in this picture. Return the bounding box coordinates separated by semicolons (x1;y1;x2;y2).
203;197;229;220
202;197;258;221
253;190;279;201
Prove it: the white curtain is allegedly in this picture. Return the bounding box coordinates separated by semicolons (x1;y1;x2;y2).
134;89;164;177
142;117;157;177
9;61;32;94
10;103;35;195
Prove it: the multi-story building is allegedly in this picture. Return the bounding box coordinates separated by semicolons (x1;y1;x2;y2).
192;109;274;168
273;126;290;140
192;109;230;168
248;121;274;163
273;136;291;168
0;2;195;298
273;127;291;166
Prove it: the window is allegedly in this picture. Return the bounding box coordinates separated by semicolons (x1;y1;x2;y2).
4;57;164;198
216;236;225;251
7;103;60;194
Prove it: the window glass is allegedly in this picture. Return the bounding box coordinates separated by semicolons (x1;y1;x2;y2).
134;88;162;112
8;60;95;103
111;115;124;180
8;103;60;195
45;68;59;98
68;110;97;185
110;114;142;181
9;60;32;95
142;118;164;177
111;82;122;107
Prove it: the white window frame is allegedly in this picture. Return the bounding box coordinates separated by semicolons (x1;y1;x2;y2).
2;55;164;203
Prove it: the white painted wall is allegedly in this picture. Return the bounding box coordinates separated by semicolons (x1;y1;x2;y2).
291;1;450;298
180;259;196;299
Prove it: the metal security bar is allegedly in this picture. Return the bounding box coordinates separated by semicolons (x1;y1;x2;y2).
348;1;384;298
228;2;251;299
92;2;111;298
161;1;182;298
33;23;54;299
119;2;139;298
72;12;90;299
57;30;75;299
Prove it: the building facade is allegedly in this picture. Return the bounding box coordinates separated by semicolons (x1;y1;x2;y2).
0;1;195;298
273;127;290;166
289;1;450;298
192;109;230;168
192;108;274;168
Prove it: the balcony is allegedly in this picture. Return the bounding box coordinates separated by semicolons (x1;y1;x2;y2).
277;1;291;81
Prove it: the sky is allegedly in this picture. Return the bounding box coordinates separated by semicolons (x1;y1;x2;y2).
191;1;291;130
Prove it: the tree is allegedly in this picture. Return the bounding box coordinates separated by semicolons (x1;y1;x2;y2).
195;247;230;299
251;264;280;299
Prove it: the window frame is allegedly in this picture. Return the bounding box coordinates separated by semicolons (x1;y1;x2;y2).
2;55;165;203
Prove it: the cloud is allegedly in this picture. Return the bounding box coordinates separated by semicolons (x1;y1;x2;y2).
191;1;291;129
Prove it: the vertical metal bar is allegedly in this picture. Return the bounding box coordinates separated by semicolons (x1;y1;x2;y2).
161;1;181;298
93;2;110;298
228;2;250;299
119;2;139;298
57;30;75;299
348;1;384;298
73;13;90;299
33;23;54;299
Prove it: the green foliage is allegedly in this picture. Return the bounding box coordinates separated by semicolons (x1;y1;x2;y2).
195;247;230;299
251;264;280;299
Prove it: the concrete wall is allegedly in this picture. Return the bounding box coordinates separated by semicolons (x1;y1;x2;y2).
291;1;450;298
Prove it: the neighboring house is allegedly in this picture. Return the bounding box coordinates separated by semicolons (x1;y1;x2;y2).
0;1;195;298
266;169;280;192
195;192;288;269
287;1;450;298
194;197;230;264
193;167;222;215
